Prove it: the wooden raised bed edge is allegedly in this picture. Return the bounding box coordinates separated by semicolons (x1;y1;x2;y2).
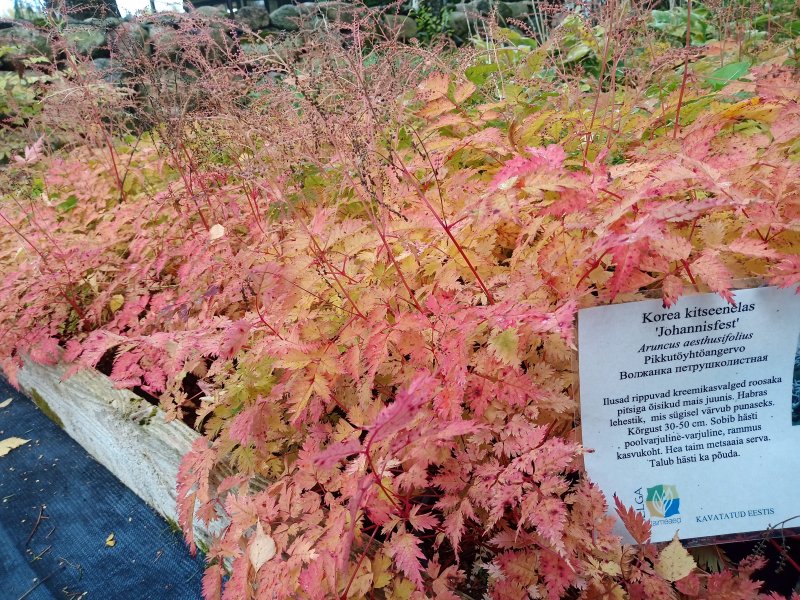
16;357;216;550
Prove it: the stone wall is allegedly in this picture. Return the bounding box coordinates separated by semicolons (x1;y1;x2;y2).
0;0;542;75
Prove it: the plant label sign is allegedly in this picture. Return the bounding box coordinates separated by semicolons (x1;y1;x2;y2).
578;286;800;543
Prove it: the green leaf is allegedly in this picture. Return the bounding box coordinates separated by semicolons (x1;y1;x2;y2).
56;195;78;213
705;61;751;90
465;63;500;86
564;41;592;63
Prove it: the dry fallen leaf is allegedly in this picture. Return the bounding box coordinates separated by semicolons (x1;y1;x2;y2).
655;532;696;581
0;437;29;457
106;533;116;547
249;521;276;571
109;294;125;313
0;398;12;409
209;224;225;241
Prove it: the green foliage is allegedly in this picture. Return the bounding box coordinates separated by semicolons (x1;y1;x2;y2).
651;4;718;44
409;1;451;43
0;68;53;163
704;60;751;90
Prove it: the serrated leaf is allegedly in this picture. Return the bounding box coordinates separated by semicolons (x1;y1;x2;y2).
372;551;392;589
692;252;734;303
488;328;519;366
387;531;425;588
662;274;684;308
613;494;651;544
655;532;696;581
0;437;29;457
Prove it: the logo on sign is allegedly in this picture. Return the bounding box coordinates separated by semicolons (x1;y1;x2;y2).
646;484;680;518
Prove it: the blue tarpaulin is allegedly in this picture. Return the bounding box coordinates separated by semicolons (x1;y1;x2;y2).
0;377;204;600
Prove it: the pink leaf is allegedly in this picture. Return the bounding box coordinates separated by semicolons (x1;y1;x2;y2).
202;563;223;600
727;237;779;259
489;145;567;191
312;438;362;469
219;319;251;359
769;255;800;289
368;372;437;444
691;252;734;303
387;531;426;589
662;275;684;308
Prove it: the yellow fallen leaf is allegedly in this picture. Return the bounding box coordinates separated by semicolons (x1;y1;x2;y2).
655;532;696;582
0;398;12;409
249;522;276;571
109;294;124;313
0;437;29;457
106;533;116;547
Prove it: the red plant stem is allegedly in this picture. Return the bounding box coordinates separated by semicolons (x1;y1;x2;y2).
59;50;126;203
583;0;614;166
339;523;380;600
393;160;495;304
165;146;210;231
371;218;426;316
408;125;447;223
103;133;125;202
363;440;400;510
576;253;607;289
261;266;359;318
341;49;493;304
674;0;692;139
337;163;427;316
688;216;699;241
295;72;426;317
681;259;698;287
179;141;217;230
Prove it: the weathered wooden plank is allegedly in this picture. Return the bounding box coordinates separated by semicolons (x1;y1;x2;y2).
16;358;213;546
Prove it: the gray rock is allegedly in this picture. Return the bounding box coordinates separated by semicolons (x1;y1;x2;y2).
504;1;531;18
0;26;52;65
239;42;271;57
236;5;271;31
312;1;362;24
382;14;418;40
148;25;182;60
269;4;303;30
91;57;124;84
448;10;474;39
82;16;121;27
65;27;109;58
195;5;229;18
483;0;512;18
453;0;512;19
112;21;150;57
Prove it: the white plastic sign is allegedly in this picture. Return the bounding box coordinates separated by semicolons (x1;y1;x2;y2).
578;286;800;543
